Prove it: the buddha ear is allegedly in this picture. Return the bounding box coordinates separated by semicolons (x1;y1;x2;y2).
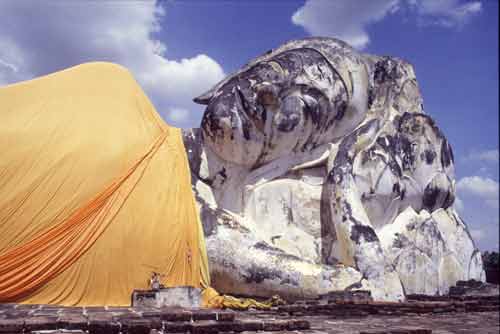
193;90;214;105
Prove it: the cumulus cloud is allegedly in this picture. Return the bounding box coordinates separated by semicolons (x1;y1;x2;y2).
292;0;399;49
457;176;499;208
292;0;482;49
0;1;225;127
455;173;498;250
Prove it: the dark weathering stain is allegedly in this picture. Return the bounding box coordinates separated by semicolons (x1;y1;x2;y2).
277;116;299;132
331;119;379;176
399;136;416;171
338;200;365;226
252;241;303;262
334;100;347;120
280;278;295;285
243;264;284;284
392;233;409;249
422;183;440;211
201;108;225;141
197;167;228;187
277;96;302;133
241;119;251;140
181;128;203;178
400;188;406;201
374;135;403;177
441;138;454;167
373;58;402;85
421;149;436;164
350;225;379;243
218;167;228;184
367;87;375;109
197;199;219;237
392;182;401;196
345;280;363;290
253;241;283;253
302;94;321;126
242;264;299;286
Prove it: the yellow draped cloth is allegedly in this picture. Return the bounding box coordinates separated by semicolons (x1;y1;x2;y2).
0;62;211;306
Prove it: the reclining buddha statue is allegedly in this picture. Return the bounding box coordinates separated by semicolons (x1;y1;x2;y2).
183;37;485;301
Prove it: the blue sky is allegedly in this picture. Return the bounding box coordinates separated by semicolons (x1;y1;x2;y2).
0;0;498;250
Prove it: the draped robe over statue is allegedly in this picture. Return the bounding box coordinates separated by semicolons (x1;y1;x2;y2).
0;62;211;306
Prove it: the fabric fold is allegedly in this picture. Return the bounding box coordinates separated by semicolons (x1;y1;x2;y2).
0;62;210;306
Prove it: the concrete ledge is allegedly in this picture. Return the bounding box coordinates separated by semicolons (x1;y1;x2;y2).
131;286;201;308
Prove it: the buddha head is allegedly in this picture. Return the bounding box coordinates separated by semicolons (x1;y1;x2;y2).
194;37;370;168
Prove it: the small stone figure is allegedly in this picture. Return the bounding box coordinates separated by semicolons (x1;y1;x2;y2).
149;272;164;291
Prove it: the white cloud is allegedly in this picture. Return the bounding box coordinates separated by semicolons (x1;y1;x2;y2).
464;149;499;163
457;176;499;208
292;0;399;49
0;1;225;127
411;0;482;27
455;174;498;251
291;0;482;49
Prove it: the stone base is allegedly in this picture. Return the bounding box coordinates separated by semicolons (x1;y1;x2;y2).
319;290;373;303
131;286;201;308
449;279;500;297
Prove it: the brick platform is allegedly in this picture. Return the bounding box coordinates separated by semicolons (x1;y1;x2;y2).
0;294;498;333
0;304;310;334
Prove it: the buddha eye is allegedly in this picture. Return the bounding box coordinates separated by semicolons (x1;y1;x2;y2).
266;61;284;81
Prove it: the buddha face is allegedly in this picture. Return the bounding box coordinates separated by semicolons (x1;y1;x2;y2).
198;49;351;168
